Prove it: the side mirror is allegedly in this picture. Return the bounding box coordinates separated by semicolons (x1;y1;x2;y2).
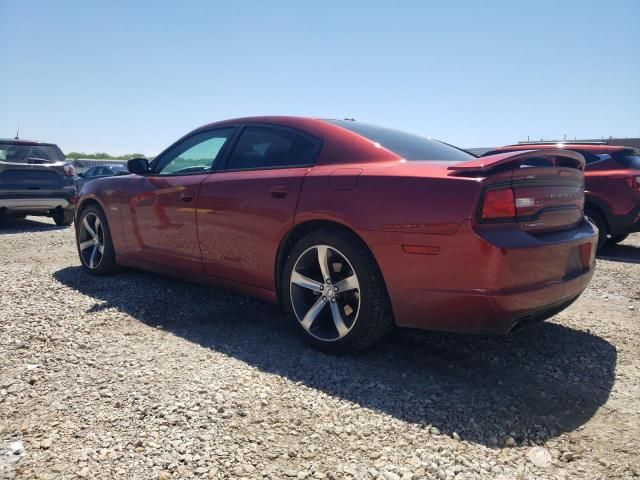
127;158;150;175
77;173;84;178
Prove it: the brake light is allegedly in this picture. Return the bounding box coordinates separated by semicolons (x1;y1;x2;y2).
481;188;516;220
63;164;76;177
626;176;640;192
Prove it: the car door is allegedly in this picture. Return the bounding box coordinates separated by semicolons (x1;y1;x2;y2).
124;127;236;272
197;125;321;290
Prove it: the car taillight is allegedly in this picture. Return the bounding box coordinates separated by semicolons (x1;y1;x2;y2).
480;188;516;220
625;176;640;192
63;164;76;177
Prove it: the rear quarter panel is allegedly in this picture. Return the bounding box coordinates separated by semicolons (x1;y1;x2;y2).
295;161;481;234
295;161;484;319
585;168;640;217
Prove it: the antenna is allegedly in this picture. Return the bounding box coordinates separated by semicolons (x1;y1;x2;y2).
14;126;20;140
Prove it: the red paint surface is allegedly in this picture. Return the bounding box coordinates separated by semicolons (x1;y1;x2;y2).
76;117;598;334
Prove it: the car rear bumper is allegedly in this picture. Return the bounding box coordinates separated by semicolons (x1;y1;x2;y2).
0;192;76;213
363;219;597;334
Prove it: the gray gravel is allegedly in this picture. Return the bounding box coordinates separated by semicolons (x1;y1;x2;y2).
1;216;639;479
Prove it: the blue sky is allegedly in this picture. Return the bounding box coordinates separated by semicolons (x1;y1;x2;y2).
1;0;639;155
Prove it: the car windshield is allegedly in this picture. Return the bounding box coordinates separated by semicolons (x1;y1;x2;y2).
326;120;475;161
0;141;65;163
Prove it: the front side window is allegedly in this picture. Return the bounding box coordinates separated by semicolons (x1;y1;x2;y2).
154;128;235;175
326;120;475;161
225;126;318;170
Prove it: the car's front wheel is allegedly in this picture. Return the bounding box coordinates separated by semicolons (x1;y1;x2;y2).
282;230;393;353
76;205;117;275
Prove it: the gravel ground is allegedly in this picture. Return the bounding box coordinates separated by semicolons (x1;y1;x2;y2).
1;216;639;480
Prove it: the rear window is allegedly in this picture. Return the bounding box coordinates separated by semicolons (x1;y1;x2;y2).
0;142;65;164
326;120;475;161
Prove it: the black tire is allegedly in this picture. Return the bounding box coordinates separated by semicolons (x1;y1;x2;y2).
75;204;117;275
585;209;608;251
53;208;74;226
282;229;393;354
607;234;628;245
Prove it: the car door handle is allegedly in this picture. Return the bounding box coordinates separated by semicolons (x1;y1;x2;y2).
181;191;194;202
269;185;289;198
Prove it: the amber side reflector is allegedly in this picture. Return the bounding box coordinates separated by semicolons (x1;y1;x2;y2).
402;245;440;255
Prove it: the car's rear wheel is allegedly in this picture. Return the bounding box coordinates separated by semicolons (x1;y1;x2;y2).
76;205;117;275
53;208;74;226
585;209;608;251
607;234;629;245
282;230;393;353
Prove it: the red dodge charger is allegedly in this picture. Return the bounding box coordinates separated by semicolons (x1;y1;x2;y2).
75;117;597;352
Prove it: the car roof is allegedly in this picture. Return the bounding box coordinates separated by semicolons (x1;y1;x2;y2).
488;143;629;153
0;138;59;147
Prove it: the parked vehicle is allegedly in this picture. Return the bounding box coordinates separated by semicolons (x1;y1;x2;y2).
74;117;597;352
0;139;76;225
75;164;129;189
483;143;640;249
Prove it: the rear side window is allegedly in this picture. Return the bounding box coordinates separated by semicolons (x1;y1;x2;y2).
614;150;640;169
225;126;319;170
0;142;65;163
326;120;475;161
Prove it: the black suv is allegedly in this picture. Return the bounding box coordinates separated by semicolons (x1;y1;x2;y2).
0;139;77;225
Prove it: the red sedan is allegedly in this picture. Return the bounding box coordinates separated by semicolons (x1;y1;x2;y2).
74;117;597;353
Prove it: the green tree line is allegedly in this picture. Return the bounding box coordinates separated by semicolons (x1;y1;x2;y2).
65;152;151;160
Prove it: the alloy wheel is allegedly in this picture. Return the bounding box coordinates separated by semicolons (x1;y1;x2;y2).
78;212;105;269
289;245;361;342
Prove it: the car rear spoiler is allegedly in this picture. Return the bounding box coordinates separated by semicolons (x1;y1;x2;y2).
448;149;586;175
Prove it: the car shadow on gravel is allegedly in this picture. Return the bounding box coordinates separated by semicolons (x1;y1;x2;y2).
0;216;69;234
54;266;616;448
598;242;640;264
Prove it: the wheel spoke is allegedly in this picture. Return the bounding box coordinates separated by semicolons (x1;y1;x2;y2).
89;245;98;268
300;297;327;332
316;246;332;282
83;216;96;237
291;271;323;292
79;239;96;251
335;274;358;293
330;301;349;338
97;242;104;254
94;217;102;236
